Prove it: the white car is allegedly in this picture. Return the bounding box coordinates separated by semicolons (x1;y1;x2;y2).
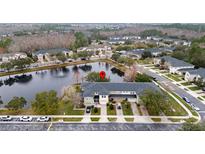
37;116;50;122
191;104;200;111
0;116;12;121
19;116;32;122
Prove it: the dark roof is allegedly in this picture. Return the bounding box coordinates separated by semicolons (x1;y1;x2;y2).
81;82;160;97
161;56;194;67
186;68;205;78
34;48;70;55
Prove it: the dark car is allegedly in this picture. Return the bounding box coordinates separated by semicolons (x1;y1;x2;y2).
86;106;91;113
202;87;205;92
182;97;190;103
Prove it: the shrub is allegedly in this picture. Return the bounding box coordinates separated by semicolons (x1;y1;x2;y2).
93;107;98;113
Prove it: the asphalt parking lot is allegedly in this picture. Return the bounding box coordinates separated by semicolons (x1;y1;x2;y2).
0;123;182;131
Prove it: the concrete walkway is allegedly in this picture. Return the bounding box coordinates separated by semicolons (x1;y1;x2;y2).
99;104;109;122
82;110;91;123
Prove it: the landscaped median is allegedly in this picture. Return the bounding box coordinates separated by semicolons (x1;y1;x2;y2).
121;101;134;122
107;103;117;122
91;107;101;122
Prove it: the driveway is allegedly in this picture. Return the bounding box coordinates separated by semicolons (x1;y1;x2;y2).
116;103;126;122
99;104;108;122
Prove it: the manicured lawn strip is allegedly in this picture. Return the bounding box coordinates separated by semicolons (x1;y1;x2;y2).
121;102;133;115
198;97;204;101
63;118;83;122
171;92;198;117
108;118;117;122
168;118;181;122
165;74;181;82
203;96;205;99
188;86;201;91
58;101;84;115
91;108;101;115
0;109;34;115
181;82;192;86
184;117;198;123
125;118;134;122
151;118;161;122
107;105;116;115
91;118;100;121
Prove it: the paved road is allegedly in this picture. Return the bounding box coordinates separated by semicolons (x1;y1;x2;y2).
137;65;205;119
0;123;182;131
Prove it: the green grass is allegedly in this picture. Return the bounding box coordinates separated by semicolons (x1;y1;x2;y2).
63;118;83;122
184;118;198;123
198;97;204;101
165;74;182;82
107;105;116;115
91;108;101;115
171;93;198;117
151;118;161;122
168;118;181;122
188;86;201;91
91;118;100;121
58;101;84;115
108;118;117;122
164;93;188;116
125;118;134;122
181;82;192;86
203;96;205;99
121;102;133;115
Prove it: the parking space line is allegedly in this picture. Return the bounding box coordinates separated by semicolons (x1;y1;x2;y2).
47;122;52;131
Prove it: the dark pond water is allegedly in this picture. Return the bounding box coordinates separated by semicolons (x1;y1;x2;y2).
0;62;124;107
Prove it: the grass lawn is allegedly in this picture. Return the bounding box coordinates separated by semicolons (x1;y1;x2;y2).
121;102;133;115
171;92;198;117
198;97;204;101
203;96;205;99
181;82;192;86
188;86;201;91
58;101;84;115
107;105;116;115
151;118;161;122
91;107;101;122
163;93;188;116
165;74;182;82
125;118;134;122
168;118;181;122
0;109;35;115
108;118;117;122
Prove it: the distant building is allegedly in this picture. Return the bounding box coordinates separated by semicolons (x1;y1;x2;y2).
184;68;205;82
154;56;194;74
0;53;27;63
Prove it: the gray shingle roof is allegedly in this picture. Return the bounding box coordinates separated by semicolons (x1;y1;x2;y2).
161;56;194;67
34;48;70;55
81;82;160;97
186;68;205;78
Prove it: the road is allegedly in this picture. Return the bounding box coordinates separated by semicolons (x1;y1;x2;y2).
137;65;205;120
0;123;181;131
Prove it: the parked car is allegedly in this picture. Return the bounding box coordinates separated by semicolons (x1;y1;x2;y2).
37;116;50;122
191;104;200;111
117;104;121;110
86;106;91;113
182;97;190;103
202;87;205;92
19;116;32;122
0;116;12;121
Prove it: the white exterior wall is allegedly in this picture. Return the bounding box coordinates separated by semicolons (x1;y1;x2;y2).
169;66;195;74
184;72;197;82
84;97;94;106
99;95;109;104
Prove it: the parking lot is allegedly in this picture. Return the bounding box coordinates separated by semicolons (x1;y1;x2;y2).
0;123;181;131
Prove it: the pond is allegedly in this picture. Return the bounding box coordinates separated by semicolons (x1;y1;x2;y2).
0;62;124;107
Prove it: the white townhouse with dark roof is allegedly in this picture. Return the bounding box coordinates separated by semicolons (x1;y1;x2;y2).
154;56;195;74
81;82;160;106
184;68;205;82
